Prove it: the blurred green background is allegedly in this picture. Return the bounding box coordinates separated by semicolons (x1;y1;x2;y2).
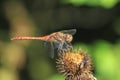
0;0;120;80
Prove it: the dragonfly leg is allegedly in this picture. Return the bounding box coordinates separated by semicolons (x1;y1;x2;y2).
59;42;69;53
57;42;65;56
64;42;73;51
57;42;73;55
68;43;73;50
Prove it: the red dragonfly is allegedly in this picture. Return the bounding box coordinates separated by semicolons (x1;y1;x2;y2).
11;29;76;58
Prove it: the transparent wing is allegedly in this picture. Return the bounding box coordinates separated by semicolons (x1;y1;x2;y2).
60;29;76;35
53;42;59;49
43;41;48;47
43;41;54;58
50;42;55;58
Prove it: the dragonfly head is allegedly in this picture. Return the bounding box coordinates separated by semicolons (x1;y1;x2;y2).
65;34;73;43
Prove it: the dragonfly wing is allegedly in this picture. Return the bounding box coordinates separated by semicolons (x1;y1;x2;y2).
43;41;49;47
53;42;59;49
60;29;76;35
50;42;54;58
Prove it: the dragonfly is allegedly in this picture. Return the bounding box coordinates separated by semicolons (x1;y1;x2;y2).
11;29;76;58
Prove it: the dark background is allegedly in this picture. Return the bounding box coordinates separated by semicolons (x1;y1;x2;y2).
0;0;120;80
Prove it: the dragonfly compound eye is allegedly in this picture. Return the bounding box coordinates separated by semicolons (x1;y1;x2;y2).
65;34;73;43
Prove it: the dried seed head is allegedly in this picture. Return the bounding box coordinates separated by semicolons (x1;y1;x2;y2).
56;49;96;80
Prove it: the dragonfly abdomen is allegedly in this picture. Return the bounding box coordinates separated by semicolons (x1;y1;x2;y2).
11;36;48;41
